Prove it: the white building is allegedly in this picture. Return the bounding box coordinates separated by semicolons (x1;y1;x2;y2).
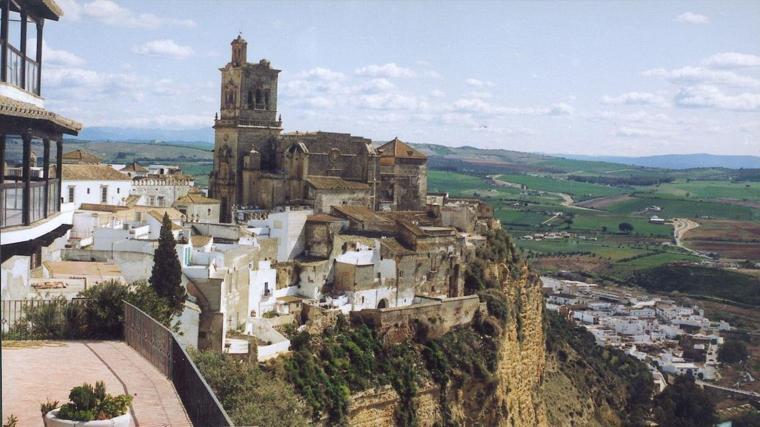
247;208;312;262
62;164;132;210
130;174;194;208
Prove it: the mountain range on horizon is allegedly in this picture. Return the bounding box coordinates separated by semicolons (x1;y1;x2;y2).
70;126;759;170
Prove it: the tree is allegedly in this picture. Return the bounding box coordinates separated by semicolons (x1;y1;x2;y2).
149;212;185;313
618;222;634;233
653;375;716;427
718;339;749;364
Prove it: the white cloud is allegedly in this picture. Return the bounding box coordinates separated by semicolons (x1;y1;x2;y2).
354;63;416;78
132;39;194;59
703;52;760;69
675;12;710;24
601;92;667;107
430;89;446;98
56;0;82;20
467;91;493;99
615;127;670;138
44;66;141;101
357;93;419;110
584;110;671;123
464;78;494;87
95;114;212;128
295;67;346;81
39;41;86;66
674;85;760;111
73;0;196;29
643;66;760;88
356;78;396;93
451;98;573;116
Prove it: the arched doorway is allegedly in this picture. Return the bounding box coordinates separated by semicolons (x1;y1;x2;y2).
377;298;389;309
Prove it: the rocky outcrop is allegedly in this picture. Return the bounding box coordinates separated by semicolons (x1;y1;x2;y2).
491;263;548;426
343;262;548;426
348;384;440;427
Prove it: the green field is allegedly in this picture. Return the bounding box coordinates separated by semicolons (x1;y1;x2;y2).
427;170;488;196
606;194;758;220
429;166;759;281
518;239;651;261
643;180;760;201
494;174;627;200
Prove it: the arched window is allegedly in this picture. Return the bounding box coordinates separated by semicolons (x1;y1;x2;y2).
247;90;253;107
255;89;263;108
264;90;271;110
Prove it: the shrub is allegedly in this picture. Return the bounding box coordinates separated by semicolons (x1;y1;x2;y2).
652;375;716;427
40;399;59;416
7;280;177;340
3;415;18;427
57;381;132;422
190;349;309;426
719;339;749;364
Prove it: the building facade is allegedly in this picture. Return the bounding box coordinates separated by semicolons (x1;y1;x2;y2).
209;36;427;222
1;0;81;269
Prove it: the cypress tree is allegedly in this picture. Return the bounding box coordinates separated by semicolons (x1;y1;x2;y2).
149;212;186;313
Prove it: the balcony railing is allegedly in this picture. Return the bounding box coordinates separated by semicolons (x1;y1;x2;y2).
5;44;40;95
0;178;59;228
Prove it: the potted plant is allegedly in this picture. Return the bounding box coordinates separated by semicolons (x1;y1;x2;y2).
43;381;133;427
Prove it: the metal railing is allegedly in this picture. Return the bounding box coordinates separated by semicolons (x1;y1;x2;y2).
1;298;88;338
123;301;233;427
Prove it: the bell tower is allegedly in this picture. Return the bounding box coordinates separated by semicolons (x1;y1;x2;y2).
210;35;283;222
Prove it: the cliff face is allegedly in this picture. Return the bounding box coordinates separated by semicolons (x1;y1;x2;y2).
491;263;548;426
346;262;548;426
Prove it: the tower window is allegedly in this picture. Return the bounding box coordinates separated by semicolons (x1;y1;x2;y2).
255;89;263;109
247;90;253;107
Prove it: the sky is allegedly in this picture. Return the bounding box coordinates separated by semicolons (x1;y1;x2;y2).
39;0;760;156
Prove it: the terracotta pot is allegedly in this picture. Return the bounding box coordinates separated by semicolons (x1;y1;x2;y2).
44;409;132;427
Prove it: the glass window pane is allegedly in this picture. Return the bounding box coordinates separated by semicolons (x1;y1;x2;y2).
8;11;21;49
26;16;37;58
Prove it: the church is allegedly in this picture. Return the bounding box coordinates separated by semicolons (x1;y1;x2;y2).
209;36;427;222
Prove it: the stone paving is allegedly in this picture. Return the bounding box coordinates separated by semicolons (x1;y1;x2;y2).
2;340;192;426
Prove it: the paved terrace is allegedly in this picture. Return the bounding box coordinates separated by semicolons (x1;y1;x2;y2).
2;340;191;426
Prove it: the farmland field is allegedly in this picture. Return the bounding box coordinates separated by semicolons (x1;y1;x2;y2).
683;220;760;260
493;174;627;200
428;162;760;282
645;180;760;201
605;194;758;220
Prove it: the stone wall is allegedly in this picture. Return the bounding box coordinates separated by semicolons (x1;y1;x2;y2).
313;189;371;214
350;295;481;343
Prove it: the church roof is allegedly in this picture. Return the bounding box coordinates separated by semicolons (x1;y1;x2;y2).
62;164;130;181
305;176;370;191
378;138;426;160
62;149;101;164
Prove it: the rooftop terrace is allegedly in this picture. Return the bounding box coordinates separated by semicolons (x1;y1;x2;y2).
2;340;192;426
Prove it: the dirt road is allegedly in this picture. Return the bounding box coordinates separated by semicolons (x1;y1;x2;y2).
489;175;599;211
672;218;711;259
